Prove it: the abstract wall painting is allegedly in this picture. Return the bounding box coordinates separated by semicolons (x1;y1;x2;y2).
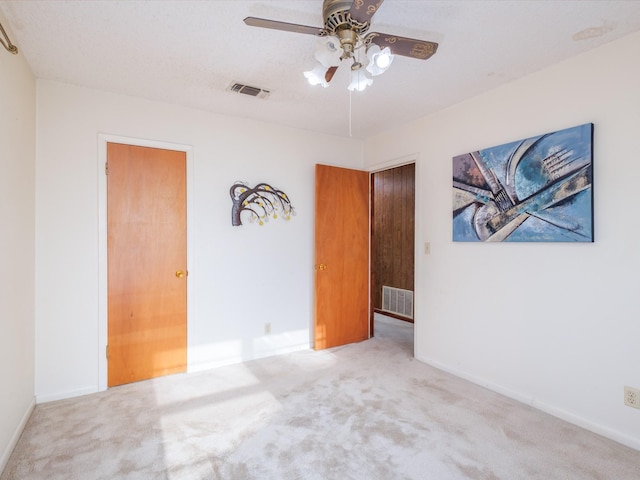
452;123;594;242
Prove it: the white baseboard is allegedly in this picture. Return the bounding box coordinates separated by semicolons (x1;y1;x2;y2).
417;355;640;452
38;344;311;402
188;343;310;374
1;396;35;475
36;386;99;404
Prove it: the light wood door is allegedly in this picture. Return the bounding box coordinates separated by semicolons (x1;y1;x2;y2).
107;143;187;387
314;164;369;350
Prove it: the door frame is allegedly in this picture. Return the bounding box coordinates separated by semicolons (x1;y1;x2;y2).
97;134;194;392
367;153;419;339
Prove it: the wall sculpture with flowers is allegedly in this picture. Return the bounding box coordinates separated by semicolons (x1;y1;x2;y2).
229;181;295;226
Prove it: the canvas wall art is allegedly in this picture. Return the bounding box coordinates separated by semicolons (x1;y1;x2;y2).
452;123;593;242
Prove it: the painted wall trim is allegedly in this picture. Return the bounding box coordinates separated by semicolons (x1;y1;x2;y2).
0;397;35;474
97;133;195;392
367;153;420;174
418;355;640;452
188;343;310;374
36;386;99;404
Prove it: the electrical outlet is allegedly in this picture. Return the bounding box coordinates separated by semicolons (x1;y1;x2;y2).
264;322;271;335
624;386;640;409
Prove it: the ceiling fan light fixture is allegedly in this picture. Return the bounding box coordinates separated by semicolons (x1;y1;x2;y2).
304;64;330;88
366;45;394;76
244;0;440;95
314;35;344;67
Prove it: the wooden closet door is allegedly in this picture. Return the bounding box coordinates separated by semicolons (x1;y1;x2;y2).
107;143;187;386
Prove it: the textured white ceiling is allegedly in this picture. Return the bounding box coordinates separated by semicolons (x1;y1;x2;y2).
2;0;640;138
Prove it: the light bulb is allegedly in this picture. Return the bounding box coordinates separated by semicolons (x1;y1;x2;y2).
303;64;329;88
366;45;394;76
376;52;391;68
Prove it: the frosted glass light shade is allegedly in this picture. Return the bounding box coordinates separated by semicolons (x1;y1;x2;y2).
304;64;329;88
348;67;373;92
366;45;394;76
314;36;343;67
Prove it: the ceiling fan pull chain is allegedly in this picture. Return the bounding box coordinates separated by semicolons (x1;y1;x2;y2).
349;89;353;137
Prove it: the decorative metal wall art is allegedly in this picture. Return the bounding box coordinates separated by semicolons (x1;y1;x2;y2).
230;181;295;226
453;123;594;242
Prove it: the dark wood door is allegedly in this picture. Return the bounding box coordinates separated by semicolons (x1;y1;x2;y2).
314;164;369;349
107;143;187;386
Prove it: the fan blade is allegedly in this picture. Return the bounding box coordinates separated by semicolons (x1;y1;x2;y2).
243;17;325;36
369;33;438;60
325;66;339;83
349;0;385;24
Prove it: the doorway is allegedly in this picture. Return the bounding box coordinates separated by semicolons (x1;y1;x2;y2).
313;162;416;350
106;142;188;387
370;163;416;337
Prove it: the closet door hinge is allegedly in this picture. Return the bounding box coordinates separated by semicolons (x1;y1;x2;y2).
106;345;109;359
105;162;109;175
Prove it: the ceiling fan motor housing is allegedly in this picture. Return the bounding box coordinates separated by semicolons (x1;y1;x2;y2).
322;0;370;35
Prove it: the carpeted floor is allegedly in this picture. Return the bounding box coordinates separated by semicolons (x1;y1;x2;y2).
2;316;639;479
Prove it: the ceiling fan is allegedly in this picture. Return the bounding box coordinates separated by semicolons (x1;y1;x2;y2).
244;0;438;91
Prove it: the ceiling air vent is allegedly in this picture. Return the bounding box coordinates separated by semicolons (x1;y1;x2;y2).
227;82;270;99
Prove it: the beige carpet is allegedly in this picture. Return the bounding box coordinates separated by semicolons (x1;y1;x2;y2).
3;316;639;479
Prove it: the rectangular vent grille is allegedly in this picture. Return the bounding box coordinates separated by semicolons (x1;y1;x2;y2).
227;82;270;99
382;286;414;319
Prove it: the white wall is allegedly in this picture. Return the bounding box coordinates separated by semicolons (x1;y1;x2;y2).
35;80;364;402
364;31;640;449
29;21;640;453
0;12;36;472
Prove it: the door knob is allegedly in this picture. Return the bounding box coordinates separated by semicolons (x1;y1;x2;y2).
317;264;327;271
175;270;186;278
